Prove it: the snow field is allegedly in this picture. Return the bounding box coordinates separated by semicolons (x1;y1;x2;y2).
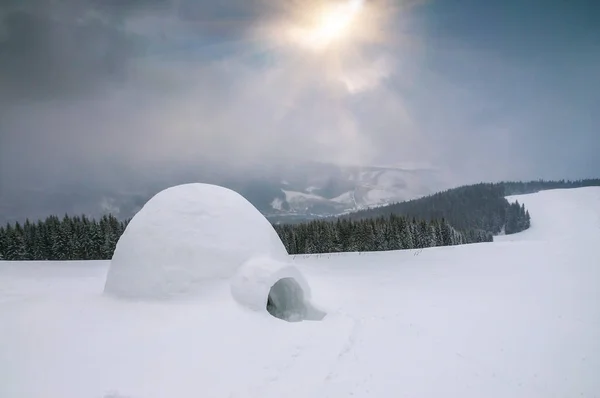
0;187;599;397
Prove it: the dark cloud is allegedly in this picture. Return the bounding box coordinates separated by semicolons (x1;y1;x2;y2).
0;0;273;103
0;1;138;102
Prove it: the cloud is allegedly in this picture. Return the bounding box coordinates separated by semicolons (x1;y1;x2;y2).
1;0;425;191
1;0;598;198
0;1;135;102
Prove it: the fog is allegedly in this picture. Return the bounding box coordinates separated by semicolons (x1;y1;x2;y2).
1;0;599;197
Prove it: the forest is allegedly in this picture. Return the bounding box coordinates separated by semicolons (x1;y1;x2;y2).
275;216;493;255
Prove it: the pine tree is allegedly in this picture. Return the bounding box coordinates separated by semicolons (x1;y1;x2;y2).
305;236;317;254
22;219;35;260
373;220;388;251
6;223;27;260
100;215;118;259
45;215;60;260
89;220;103;260
0;225;6;260
32;225;47;260
440;219;453;246
399;217;413;249
55;215;74;260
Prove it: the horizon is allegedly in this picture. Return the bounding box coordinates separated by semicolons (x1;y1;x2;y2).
1;177;599;226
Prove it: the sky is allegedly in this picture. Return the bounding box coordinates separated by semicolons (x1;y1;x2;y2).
0;0;598;195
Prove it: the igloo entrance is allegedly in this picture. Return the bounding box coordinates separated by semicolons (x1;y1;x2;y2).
266;278;326;322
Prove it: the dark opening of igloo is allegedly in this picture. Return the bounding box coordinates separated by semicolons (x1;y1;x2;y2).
266;278;326;322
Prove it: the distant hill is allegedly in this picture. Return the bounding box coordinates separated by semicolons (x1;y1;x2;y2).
339;179;600;235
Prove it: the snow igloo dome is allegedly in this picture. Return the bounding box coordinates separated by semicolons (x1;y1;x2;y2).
104;183;325;321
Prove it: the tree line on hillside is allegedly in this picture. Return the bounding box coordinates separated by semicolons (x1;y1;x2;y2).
343;183;532;235
274;216;492;255
501;179;600;196
0;213;494;261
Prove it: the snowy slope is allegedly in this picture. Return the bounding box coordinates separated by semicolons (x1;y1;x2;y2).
498;187;600;242
1;188;599;398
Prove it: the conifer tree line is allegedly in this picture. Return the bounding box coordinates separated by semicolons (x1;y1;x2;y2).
273;216;492;255
502;179;600;196
0;214;128;261
0;212;492;260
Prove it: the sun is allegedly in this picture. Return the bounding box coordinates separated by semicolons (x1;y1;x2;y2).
255;0;380;54
289;0;364;51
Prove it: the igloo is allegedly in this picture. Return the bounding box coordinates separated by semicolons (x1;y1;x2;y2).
104;183;325;321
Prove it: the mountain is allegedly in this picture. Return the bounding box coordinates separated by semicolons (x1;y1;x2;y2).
0;162;451;224
226;163;452;223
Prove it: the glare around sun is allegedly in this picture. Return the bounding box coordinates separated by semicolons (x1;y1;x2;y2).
251;0;393;93
288;0;364;51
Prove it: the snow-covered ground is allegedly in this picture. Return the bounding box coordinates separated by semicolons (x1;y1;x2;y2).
1;187;599;398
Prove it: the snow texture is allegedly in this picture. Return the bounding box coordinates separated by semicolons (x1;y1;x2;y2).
1;187;599;398
104;183;289;299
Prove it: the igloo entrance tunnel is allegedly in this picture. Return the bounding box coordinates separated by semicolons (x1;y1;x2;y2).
230;257;326;322
104;183;325;322
267;278;326;322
